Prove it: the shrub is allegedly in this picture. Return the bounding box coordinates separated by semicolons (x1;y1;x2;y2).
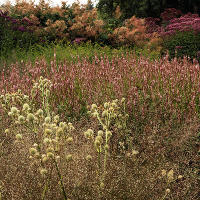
161;30;200;61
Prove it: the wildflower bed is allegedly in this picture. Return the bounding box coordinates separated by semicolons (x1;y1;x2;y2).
0;49;199;199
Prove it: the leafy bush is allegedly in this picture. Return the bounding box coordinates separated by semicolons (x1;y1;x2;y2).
0;9;44;55
161;30;200;61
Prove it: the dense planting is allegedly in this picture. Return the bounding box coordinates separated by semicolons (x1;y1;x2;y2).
0;1;200;61
0;50;199;199
0;1;199;200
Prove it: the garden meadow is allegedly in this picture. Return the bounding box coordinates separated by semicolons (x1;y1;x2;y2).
0;0;199;199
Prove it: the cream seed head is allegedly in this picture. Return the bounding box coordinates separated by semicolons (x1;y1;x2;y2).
43;138;50;145
36;109;43;116
8;112;13;116
87;129;94;136
167;169;174;182
42;156;49;163
56;127;63;136
5;129;10;134
121;98;125;103
84;131;91;139
47;152;54;158
106;131;112;138
59;122;64;127
35;152;40;159
102;110;108;118
68;123;75;131
34;83;38;88
178;175;183;179
45;128;52;135
23;103;30;111
98;130;104;137
27;113;35;122
96;136;103;144
11;106;18;114
92;111;98;117
46;90;50;97
100;182;105;189
109;107;114;112
104;102;109;109
18;115;25;123
51;123;57;130
125;114;129;118
166;189;170;194
113;99;118;103
53;115;59;122
66;137;73;144
132;150;139;155
111;102;117;107
55;156;60;162
161;170;167;177
24;95;29;101
86;155;92;161
33;143;38;148
52;139;58;144
16;134;22;140
91;104;97;110
40;168;48;176
94;139;101;148
46;147;54;153
45;116;51;123
104;144;109;151
66;154;73;162
29;147;37;155
117;125;123;129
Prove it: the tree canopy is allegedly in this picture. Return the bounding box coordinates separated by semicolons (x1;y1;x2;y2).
97;0;200;20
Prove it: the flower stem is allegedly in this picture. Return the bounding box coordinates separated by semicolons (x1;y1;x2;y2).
54;159;68;200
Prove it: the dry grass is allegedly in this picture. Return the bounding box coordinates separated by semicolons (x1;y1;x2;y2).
0;53;199;200
0;106;199;199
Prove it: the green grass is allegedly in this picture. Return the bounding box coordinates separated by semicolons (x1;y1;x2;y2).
0;41;161;74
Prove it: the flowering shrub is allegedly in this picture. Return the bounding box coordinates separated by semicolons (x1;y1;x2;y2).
109;15;162;52
0;9;41;53
69;5;105;40
161;13;200;37
109;16;149;47
0;2;199;59
145;17;161;34
160;12;200;61
160;8;182;24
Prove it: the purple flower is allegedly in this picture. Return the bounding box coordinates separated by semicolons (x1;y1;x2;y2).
18;26;25;32
197;51;200;58
175;46;182;49
73;37;87;44
11;19;17;24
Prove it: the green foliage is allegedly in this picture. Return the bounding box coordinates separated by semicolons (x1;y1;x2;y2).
162;30;200;61
0;15;41;58
97;0;164;21
97;0;200;21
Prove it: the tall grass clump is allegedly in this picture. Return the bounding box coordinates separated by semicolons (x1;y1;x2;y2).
0;76;76;199
1;50;199;125
0;74;199;199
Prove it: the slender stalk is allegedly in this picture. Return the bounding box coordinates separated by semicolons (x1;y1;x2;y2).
160;193;167;200
41;181;48;200
54;159;68;200
102;129;109;184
